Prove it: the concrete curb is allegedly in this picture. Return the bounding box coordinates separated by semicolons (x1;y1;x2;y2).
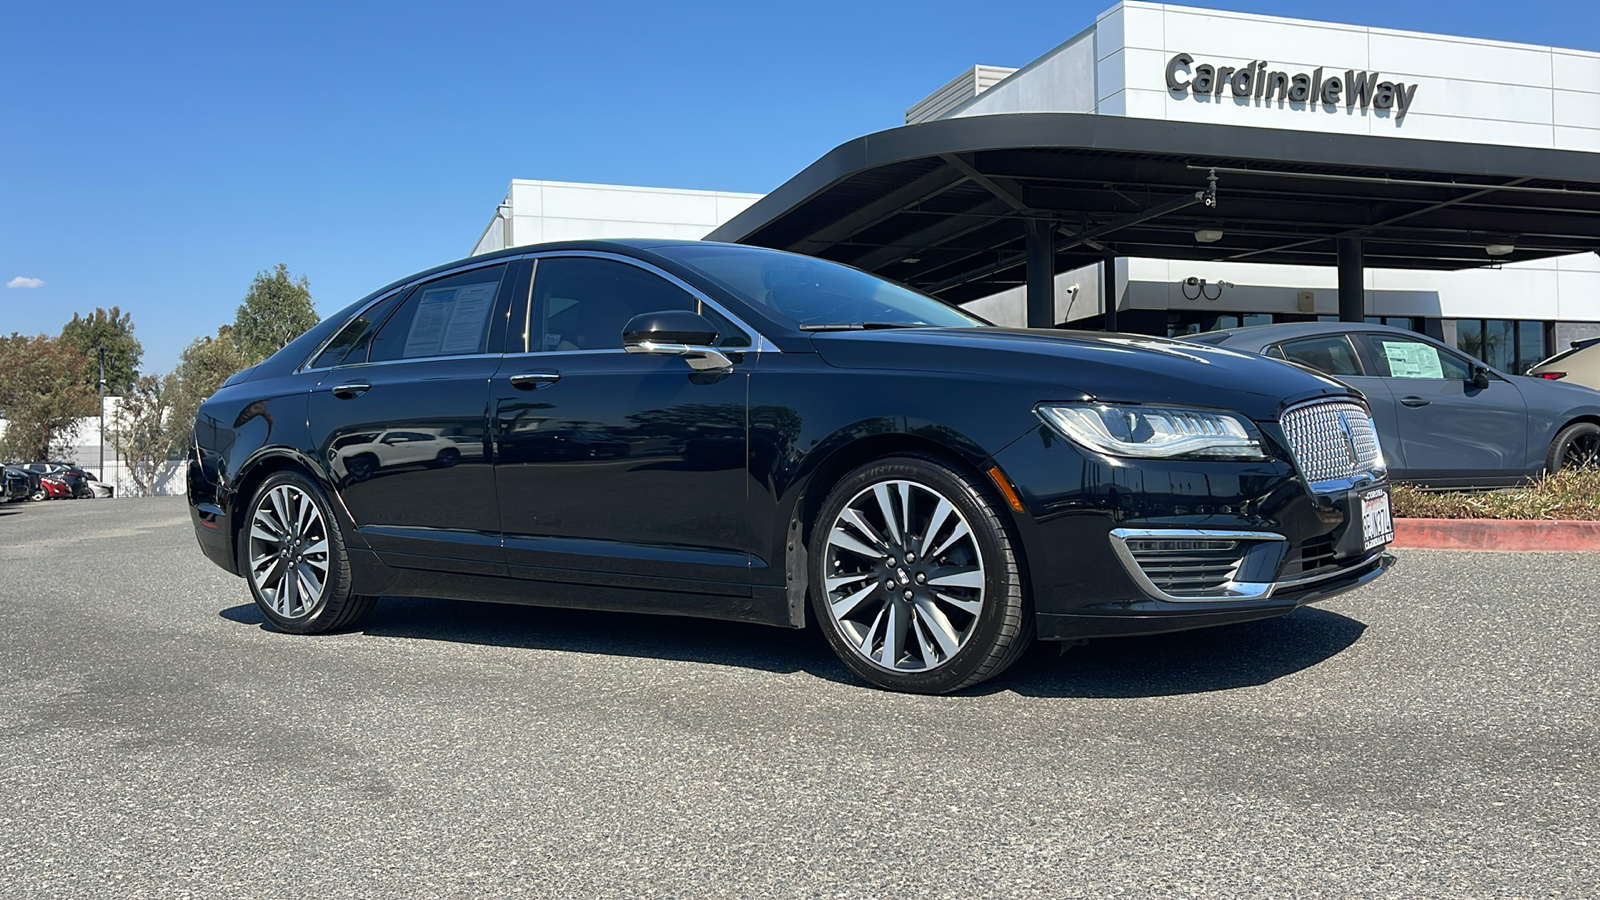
1392;517;1600;551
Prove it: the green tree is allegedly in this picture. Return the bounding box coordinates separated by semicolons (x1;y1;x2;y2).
234;263;319;361
59;306;143;394
165;326;255;457
109;373;172;496
0;334;96;461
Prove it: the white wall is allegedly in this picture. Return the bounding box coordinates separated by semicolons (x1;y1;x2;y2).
948;30;1098;117
473;180;763;255
1096;1;1600;148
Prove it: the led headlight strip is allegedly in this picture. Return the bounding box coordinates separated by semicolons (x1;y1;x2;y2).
1037;403;1268;461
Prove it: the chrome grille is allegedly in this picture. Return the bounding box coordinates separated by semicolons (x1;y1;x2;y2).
1123;538;1246;596
1280;401;1384;487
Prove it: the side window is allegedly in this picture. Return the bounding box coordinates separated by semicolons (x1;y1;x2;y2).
1275;335;1364;377
309;292;404;368
1264;345;1287;360
369;264;508;363
1367;335;1473;380
530;257;750;352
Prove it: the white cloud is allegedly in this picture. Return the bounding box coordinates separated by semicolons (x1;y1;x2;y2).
6;276;44;289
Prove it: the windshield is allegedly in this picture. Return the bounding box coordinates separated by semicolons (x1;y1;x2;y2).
657;244;989;330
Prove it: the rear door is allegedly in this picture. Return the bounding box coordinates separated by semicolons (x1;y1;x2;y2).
307;259;521;574
1356;332;1528;483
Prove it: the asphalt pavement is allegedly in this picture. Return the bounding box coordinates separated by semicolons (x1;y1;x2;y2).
1;497;1595;898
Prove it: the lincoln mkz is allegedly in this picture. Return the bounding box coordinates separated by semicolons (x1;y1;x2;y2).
188;240;1394;693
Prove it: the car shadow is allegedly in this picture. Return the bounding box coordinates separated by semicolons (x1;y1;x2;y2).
977;608;1367;698
219;600;1365;698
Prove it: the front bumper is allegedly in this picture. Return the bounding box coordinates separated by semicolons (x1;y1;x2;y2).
989;423;1394;639
1036;549;1393;640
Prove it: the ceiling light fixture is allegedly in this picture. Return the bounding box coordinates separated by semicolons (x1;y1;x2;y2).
1485;243;1515;257
1194;228;1224;244
902;257;921;264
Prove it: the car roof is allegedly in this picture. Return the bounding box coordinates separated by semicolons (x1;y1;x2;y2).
1194;321;1424;350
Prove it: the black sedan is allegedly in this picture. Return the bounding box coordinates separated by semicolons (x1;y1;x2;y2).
188;240;1393;693
1186;323;1600;488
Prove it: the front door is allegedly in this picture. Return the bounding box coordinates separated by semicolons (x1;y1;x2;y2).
307;260;515;574
491;255;754;595
1359;332;1528;483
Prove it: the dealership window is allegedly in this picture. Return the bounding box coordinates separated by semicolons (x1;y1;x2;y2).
1455;319;1546;374
1165;312;1273;337
1315;315;1418;331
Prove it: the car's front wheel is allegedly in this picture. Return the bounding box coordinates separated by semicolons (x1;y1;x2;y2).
810;455;1032;694
1548;421;1600;473
240;470;376;634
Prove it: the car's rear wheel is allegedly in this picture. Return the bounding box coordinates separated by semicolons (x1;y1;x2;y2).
810;455;1032;694
240;470;376;634
1548;422;1600;473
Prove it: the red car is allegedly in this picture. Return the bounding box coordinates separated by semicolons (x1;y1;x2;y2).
35;475;71;500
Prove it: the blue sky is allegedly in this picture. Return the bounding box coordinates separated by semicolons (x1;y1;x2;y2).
4;0;1599;374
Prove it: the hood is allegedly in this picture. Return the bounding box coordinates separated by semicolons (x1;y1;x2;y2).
809;327;1356;421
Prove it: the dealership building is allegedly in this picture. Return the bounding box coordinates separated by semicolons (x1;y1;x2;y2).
474;1;1600;374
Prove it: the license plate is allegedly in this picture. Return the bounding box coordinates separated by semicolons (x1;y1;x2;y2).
1360;487;1394;550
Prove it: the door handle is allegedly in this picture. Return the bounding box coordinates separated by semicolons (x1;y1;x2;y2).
331;382;371;399
509;372;561;390
1400;396;1430;408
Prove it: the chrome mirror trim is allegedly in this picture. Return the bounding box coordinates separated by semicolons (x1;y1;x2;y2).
624;341;735;371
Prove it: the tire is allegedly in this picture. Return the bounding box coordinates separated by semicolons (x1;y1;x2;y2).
809;454;1032;694
238;470;377;634
431;447;461;468
1547;422;1600;473
28;489;46;502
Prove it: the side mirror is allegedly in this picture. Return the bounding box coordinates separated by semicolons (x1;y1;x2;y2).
1471;366;1492;390
622;310;732;371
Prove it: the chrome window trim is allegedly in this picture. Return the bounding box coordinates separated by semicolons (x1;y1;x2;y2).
519;249;779;355
297;255;531;374
316;352;503;377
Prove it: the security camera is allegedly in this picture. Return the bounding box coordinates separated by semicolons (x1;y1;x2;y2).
1184;276;1202;287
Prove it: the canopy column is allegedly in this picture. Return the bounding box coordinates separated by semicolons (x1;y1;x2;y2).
1338;236;1365;323
1103;258;1119;332
1025;218;1055;328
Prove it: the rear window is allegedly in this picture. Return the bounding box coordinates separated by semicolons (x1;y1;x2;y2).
1272;335;1365;377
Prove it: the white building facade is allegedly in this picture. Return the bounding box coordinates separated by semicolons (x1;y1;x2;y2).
478;2;1600;373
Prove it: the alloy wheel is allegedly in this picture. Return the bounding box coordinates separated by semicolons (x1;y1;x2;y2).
1562;431;1600;469
822;479;986;672
247;484;332;620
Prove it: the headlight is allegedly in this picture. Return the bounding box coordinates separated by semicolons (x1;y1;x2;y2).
1037;403;1268;460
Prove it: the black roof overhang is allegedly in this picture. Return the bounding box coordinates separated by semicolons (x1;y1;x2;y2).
706;113;1600;305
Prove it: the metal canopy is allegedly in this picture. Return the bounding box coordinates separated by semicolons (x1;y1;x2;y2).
705;113;1600;307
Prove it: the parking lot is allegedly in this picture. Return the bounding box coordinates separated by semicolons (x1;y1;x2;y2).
0;497;1593;898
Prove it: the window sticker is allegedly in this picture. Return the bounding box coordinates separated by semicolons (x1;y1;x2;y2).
403;280;499;358
1382;342;1444;379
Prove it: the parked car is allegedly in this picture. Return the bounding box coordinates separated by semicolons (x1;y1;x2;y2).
189;240;1392;694
1528;337;1600;392
1186;323;1600;488
1;465;30;503
37;475;71;500
21;462;94;499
